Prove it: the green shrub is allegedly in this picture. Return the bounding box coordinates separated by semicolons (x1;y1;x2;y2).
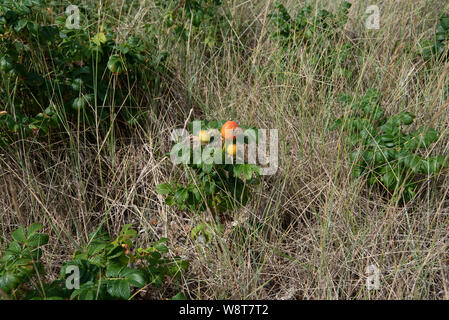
269;1;351;48
159;0;226;48
157;120;261;210
0;223;53;299
0;223;188;300
0;0;165;146
157;120;262;243
331;89;448;203
422;15;449;61
268;2;355;82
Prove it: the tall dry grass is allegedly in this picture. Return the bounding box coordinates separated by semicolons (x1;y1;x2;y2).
1;0;449;299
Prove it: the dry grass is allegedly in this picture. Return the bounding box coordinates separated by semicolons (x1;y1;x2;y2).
1;0;449;299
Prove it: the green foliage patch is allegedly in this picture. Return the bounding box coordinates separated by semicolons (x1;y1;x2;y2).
269;1;351;48
0;0;165;146
331;89;448;203
0;223;188;300
422;15;449;61
157;120;261;216
160;0;226;48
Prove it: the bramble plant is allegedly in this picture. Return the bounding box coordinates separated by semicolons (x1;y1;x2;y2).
61;224;188;300
331;89;448;203
0;223;188;300
0;0;164;146
157;120;261;218
268;2;355;82
422;14;449;61
160;0;226;48
269;1;351;48
0;223;53;299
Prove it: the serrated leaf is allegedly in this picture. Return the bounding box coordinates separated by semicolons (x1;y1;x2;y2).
12;227;26;243
3;241;22;259
174;188;189;203
154;243;168;253
107;279;131;300
120;268;146;288
26;223;44;238
156;183;173;195
27;233;49;248
106;261;124;277
119;224;137;238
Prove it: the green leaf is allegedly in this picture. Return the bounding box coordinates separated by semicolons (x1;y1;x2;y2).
168;259;189;276
243;165;254;180
12;227;26;243
71;281;99;300
5;241;22;257
374;150;386;164
440;16;449;30
171;292;187;300
352;165;363;178
30;248;44;261
119;224;137;238
329;118;342;131
120;268;146;288
87;241;108;256
153;238;169;253
350;150;361;163
27;233;49;248
92;32;107;46
191;223;207;241
156;238;169;244
423;128;439;146
107;279;131;300
404;186;416;202
381;168;396;189
362;150;374;163
165;195;175;206
72;97;87;111
154;243;169;253
233;165;243;178
174;188;189;203
107;55;126;74
397;111;415;125
202;163;213;173
106;261;124;277
421;155;446;174
156;183;173;195
15;19;28;32
403;155;423;173
0;274;21;293
204;181;216;194
107;245;126;260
